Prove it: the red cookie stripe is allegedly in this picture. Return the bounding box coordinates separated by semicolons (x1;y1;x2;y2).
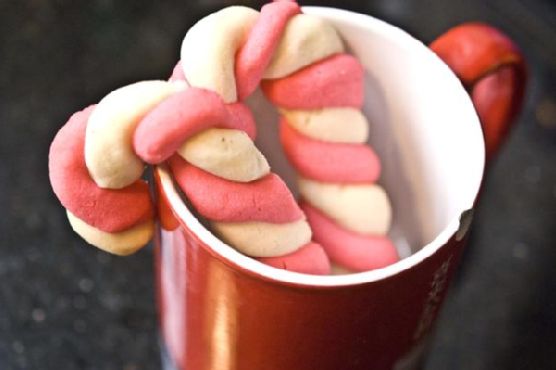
257;242;331;275
280;118;381;183
261;53;364;109
235;0;300;100
134;88;256;164
168;155;304;223
301;202;399;271
225;102;257;140
48;106;154;233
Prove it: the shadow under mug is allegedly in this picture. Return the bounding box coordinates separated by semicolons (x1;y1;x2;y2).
153;6;524;370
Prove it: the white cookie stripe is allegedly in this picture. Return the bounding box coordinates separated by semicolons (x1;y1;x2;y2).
178;128;270;182
67;211;154;256
211;219;312;258
181;6;258;103
298;177;392;235
262;14;344;79
280;107;370;143
85;80;185;189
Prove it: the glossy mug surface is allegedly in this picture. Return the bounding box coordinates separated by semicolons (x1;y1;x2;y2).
155;6;485;370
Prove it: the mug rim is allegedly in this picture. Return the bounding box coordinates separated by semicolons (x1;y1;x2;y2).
157;6;485;288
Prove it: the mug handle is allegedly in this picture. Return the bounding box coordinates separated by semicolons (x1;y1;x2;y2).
430;23;527;162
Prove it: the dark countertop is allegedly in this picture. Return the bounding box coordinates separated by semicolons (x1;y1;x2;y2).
1;0;555;369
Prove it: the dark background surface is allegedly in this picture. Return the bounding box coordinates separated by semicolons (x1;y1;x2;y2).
1;0;555;369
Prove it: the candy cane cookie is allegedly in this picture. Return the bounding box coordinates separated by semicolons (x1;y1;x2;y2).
172;2;398;272
49;81;185;256
48;0;397;274
154;3;332;274
260;53;398;272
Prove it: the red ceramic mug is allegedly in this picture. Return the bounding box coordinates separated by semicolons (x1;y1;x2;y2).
154;7;525;370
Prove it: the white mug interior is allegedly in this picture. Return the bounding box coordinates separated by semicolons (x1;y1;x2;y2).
157;6;485;287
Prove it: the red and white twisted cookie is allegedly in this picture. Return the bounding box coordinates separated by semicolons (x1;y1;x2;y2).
48;1;397;274
171;2;398;272
49;81;185;256
262;55;399;272
163;3;331;273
